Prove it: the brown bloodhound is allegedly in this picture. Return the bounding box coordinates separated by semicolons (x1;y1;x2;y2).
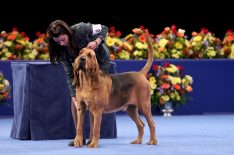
72;34;157;148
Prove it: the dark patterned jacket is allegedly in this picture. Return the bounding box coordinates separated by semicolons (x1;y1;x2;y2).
60;22;110;97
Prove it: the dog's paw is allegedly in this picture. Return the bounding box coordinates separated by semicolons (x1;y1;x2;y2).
130;139;142;144
87;139;99;148
74;136;84;147
147;139;157;145
87;142;99;148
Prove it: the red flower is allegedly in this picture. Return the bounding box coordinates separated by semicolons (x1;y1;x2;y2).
176;65;183;71
164;62;171;67
152;65;159;71
115;31;122;37
201;28;209;34
171;25;177;34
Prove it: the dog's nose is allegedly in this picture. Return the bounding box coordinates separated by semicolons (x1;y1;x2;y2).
80;57;86;61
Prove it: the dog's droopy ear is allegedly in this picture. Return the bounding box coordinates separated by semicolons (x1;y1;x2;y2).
72;68;79;87
92;64;100;89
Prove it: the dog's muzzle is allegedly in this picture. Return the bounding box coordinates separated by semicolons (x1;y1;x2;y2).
78;56;86;70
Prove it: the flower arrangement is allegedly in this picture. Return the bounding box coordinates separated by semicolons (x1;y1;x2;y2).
148;62;193;108
106;26;128;60
221;29;234;58
0;28;35;60
154;25;191;59
32;32;49;60
106;26;154;60
124;26;152;59
189;28;223;59
0;72;11;105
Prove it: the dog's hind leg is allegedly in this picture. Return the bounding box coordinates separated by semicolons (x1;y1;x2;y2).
126;105;145;144
140;103;157;145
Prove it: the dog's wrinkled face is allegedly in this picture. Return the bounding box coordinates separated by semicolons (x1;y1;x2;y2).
74;48;97;72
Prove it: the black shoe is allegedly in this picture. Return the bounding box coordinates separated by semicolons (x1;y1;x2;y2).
68;139;86;146
68;140;74;146
83;138;86;145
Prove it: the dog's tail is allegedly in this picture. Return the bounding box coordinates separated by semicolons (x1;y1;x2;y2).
140;33;154;76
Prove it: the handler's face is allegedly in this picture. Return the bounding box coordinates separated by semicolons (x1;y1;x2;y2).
53;34;69;46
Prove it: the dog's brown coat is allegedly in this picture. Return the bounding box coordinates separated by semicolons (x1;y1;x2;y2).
73;35;157;148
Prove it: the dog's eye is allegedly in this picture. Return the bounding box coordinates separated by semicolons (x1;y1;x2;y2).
87;53;92;58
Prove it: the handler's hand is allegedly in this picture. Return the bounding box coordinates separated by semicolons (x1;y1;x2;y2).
87;41;98;50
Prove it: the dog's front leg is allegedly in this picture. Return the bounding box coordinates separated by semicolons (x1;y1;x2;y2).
87;110;102;148
86;111;94;146
74;103;85;147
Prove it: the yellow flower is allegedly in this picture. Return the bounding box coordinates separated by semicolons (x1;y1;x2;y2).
4;41;12;47
0;84;4;90
125;34;133;40
16;39;26;45
150;83;157;90
170;77;181;85
133;50;143;57
118;50;130;60
175;42;183;49
185;75;193;84
161;95;170;102
206;48;216;58
185;40;191;48
165;65;177;73
170;92;176;99
171;49;182;59
165;68;174;73
135;42;147;50
106;36;115;47
3;79;9;86
115;38;123;46
193;35;202;42
149;76;156;84
230;44;234;59
176;95;181;101
158;38;168;47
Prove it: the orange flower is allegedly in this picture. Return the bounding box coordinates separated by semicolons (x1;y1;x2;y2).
173;84;181;90
185;85;193;92
163;27;170;34
138;34;146;42
160;74;169;79
7;34;16;40
132;28;143;34
191;31;197;36
226;35;234;42
160;83;170;89
110;53;116;60
176;32;184;37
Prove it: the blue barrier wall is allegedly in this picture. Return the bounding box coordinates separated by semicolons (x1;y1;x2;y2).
114;59;234;115
1;59;234;115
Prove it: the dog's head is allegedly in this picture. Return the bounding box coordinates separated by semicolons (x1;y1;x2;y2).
72;48;100;88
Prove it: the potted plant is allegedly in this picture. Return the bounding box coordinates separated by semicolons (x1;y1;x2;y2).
148;62;193;116
0;71;11;105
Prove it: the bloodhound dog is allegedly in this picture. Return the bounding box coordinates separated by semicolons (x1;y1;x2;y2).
72;34;157;148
